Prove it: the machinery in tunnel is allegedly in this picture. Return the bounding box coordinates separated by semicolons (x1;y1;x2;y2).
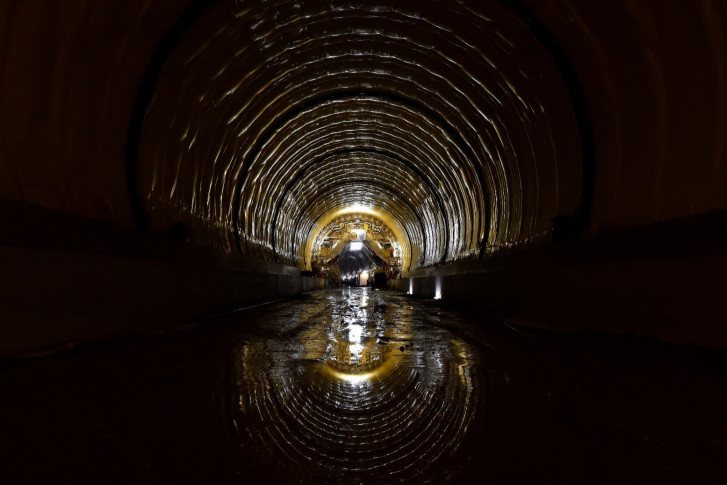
335;241;375;284
335;241;380;286
310;212;402;286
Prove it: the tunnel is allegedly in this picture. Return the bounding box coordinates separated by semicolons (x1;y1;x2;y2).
2;0;727;482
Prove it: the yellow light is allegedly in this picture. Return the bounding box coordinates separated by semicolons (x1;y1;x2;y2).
330;369;380;384
303;206;411;273
323;353;396;384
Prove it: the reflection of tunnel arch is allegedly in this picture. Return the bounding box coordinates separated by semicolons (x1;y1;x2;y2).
136;0;583;275
233;291;479;481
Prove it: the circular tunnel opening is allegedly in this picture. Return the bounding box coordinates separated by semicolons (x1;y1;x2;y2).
310;211;403;287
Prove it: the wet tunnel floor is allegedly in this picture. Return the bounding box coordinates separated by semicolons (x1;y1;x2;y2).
2;288;727;484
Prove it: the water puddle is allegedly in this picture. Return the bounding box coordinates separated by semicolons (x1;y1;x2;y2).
232;287;481;482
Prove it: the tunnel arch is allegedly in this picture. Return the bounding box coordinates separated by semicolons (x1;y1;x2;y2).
270;147;446;265
295;183;424;270
309;212;404;277
305;205;415;274
249;96;478;267
275;151;441;268
136;0;582;274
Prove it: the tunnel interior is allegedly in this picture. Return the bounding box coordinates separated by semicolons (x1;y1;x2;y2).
137;0;582;270
2;0;727;482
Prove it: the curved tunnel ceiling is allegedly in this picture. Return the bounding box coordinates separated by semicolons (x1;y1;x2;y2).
137;0;582;271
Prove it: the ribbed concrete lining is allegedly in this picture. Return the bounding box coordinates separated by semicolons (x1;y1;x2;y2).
3;1;727;248
240;98;458;267
274;150;435;268
138;0;581;271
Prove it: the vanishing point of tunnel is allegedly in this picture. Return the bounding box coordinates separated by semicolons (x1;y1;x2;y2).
2;0;727;483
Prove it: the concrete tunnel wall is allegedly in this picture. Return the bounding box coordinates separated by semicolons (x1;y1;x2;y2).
1;0;726;357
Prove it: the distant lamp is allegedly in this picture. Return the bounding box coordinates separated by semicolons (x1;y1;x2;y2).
434;277;442;300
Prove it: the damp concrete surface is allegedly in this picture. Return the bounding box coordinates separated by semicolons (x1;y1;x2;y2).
1;287;726;483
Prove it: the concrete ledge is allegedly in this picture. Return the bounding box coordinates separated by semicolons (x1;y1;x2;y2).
0;201;327;357
0;244;323;358
390;211;727;348
393;254;727;348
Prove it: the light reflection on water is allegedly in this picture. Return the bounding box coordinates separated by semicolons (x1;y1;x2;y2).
233;288;480;482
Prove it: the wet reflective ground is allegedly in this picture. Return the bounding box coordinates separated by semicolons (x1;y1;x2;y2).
2;288;727;483
233;288;478;483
